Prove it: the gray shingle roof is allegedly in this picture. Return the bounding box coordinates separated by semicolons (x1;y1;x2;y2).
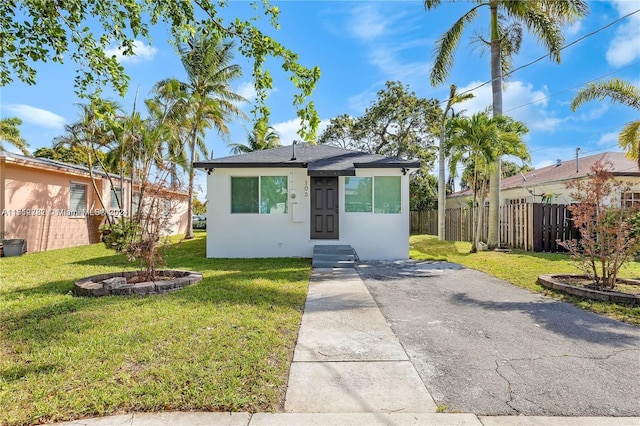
449;151;640;197
193;143;420;176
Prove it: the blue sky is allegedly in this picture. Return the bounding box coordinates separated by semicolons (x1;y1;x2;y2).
1;0;639;196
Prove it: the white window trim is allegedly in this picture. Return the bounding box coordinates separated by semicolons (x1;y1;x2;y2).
69;181;88;219
230;176;288;215
344;176;402;215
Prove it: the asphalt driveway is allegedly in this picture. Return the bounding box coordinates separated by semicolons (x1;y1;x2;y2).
357;260;640;417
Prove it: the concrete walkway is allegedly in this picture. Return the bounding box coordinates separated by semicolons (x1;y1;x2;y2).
54;268;639;426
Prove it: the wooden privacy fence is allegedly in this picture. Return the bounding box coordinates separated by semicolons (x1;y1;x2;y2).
410;203;578;252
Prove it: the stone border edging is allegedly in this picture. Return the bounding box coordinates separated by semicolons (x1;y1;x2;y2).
537;274;640;306
74;270;203;297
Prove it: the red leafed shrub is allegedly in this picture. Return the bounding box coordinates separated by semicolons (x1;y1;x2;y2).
557;160;640;288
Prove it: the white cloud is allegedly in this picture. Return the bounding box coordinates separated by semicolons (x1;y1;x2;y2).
344;4;432;93
233;81;257;110
105;40;158;64
348;4;390;41
606;0;640;67
564;20;583;37
272;118;330;145
4;104;65;129
576;103;609;121
454;80;569;132
367;43;431;86
596;131;620;146
237;82;257;102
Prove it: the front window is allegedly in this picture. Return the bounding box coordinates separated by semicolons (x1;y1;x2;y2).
374;176;401;213
231;176;288;214
344;176;401;214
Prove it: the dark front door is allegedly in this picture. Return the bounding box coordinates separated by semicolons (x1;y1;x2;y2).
310;176;339;239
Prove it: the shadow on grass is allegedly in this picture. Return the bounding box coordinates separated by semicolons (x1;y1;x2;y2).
502;250;573;262
1;362;58;384
450;292;639;345
3;253;311;349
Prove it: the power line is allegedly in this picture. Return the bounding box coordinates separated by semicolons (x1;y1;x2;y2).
438;8;640;104
503;62;639;114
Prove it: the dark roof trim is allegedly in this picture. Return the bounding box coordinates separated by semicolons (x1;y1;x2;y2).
308;170;356;177
613;172;640;177
354;162;420;168
193;161;420;170
193;162;306;169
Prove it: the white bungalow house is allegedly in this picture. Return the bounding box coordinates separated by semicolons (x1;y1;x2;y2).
446;151;640;209
194;143;419;260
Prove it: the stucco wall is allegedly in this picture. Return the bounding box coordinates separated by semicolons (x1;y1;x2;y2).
1;158;190;253
205;167;411;260
1;162;107;252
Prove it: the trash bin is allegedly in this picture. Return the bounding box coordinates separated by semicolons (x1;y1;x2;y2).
2;239;25;257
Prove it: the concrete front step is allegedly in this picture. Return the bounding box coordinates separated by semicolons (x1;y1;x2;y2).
312;252;355;261
312;245;358;268
312;260;355;268
313;245;357;254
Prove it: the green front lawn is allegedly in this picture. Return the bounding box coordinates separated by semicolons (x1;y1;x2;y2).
410;235;640;325
0;232;311;425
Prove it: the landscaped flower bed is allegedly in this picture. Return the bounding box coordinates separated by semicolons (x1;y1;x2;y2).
74;269;203;296
537;274;640;306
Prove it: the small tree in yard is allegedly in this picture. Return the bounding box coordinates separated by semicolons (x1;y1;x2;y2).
558;160;640;288
100;97;185;281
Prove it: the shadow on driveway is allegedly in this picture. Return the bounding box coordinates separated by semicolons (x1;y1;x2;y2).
358;260;640;416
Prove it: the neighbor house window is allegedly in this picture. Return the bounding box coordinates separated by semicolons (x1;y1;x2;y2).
344;176;401;214
622;192;640;209
110;187;123;209
131;192;140;215
231;176;288;214
69;183;87;216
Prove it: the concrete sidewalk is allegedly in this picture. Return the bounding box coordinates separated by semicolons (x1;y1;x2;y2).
284;268;437;414
54;268;639;426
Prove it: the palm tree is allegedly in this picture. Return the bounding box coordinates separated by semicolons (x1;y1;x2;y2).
54;99;121;224
173;32;247;239
571;78;640;166
425;0;588;249
436;84;474;241
228;121;281;154
0;117;29;154
448;112;498;252
447;112;529;252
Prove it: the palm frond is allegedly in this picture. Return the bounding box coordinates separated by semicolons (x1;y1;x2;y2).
430;7;480;86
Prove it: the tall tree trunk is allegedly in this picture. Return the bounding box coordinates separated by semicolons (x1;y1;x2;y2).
185;129;196;239
487;2;502;249
470;157;479;253
438;125;446;241
86;147;112;226
475;168;488;252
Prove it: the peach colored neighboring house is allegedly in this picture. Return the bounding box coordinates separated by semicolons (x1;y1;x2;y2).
0;151;189;254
